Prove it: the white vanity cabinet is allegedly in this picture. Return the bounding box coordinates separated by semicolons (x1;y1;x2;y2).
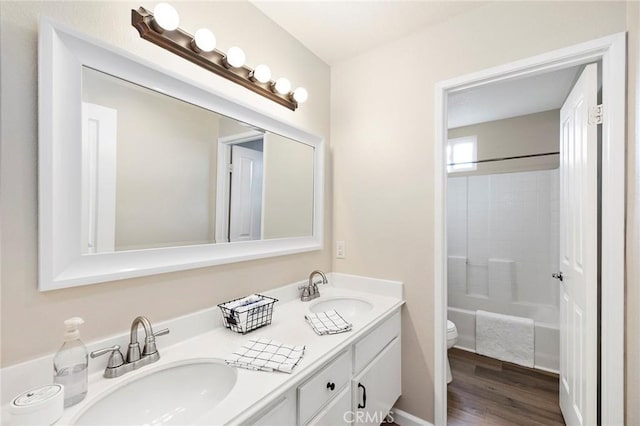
297;310;401;426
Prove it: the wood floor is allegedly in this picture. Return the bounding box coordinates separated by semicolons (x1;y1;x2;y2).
447;348;565;426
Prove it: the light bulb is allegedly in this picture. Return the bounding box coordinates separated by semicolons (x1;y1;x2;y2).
274;77;291;95
293;87;308;104
226;46;246;68
193;28;216;53
251;64;271;83
153;3;179;32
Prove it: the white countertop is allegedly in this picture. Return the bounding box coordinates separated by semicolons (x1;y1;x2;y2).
45;278;404;425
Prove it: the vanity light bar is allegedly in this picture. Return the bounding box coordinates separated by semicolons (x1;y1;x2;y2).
131;6;306;111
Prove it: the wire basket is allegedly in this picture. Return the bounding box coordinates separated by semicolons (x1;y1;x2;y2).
218;294;278;334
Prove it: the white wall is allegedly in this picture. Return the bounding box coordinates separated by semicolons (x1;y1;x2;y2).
0;1;331;367
331;1;626;421
447;170;560;318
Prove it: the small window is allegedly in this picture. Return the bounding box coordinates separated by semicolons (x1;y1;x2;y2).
447;136;477;173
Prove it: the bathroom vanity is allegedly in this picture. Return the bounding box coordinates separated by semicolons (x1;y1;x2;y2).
1;274;403;425
73;275;402;425
247;310;401;426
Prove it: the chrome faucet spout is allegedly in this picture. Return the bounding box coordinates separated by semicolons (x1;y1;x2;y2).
130;316;153;343
127;316;155;362
299;270;328;302
308;270;328;287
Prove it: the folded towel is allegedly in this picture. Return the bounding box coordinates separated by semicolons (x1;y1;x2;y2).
225;294;263;312
230;298;272;330
225;338;305;373
305;310;352;335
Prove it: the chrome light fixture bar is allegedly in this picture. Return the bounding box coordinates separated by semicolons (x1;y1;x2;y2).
131;6;305;111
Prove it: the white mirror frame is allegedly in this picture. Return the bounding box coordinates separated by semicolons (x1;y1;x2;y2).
38;18;324;291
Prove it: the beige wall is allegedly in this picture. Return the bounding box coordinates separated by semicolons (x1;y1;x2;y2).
0;1;331;366
331;1;626;421
448;109;560;176
263;133;315;239
219;115;252;138
626;1;640;424
83;68;219;251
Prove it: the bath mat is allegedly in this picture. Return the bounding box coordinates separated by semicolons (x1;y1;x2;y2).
475;310;534;368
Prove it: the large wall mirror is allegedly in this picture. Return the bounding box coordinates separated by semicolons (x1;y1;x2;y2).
38;20;323;291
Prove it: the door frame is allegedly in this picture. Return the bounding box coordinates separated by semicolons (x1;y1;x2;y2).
433;33;626;426
214;130;265;243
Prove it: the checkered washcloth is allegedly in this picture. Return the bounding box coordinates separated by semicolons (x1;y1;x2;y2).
305;310;353;335
225;338;305;373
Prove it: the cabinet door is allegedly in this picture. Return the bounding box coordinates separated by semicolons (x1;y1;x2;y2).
351;337;401;426
247;389;296;426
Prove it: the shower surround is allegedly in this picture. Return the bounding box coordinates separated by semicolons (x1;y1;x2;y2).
447;168;560;372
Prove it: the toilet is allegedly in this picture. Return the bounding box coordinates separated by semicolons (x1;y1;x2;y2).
446;320;458;384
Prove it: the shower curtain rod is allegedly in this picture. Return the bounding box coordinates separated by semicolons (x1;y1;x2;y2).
448;151;559;166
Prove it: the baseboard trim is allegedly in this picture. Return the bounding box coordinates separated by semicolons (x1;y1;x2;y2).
392;407;433;426
534;364;560;375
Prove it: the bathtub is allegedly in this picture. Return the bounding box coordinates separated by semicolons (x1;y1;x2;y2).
448;306;559;373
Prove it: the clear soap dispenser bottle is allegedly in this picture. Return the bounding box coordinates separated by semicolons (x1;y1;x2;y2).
53;317;88;407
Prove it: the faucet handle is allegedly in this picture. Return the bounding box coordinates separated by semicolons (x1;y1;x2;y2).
143;328;170;356
91;345;125;368
298;285;311;298
153;328;170;338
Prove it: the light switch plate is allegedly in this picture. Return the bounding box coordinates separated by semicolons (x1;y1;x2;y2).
336;241;345;259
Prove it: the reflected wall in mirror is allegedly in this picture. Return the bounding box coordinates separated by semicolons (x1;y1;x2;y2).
81;68;314;254
39;19;323;290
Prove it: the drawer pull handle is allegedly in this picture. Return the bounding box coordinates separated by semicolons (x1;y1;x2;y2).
357;383;367;409
326;382;335;391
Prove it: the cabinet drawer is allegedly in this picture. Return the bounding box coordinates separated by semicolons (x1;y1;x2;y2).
298;350;351;425
354;312;400;374
306;384;351;426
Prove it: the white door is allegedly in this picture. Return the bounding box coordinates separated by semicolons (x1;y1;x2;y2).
229;145;263;242
81;102;117;254
558;63;598;426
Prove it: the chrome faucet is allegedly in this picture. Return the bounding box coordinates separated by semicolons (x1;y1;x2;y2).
91;316;169;378
299;270;328;302
127;316;156;362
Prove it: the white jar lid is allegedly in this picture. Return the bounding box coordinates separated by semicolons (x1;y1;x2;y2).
10;384;64;424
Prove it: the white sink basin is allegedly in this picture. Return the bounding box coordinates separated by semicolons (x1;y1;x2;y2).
72;359;237;425
309;297;373;320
